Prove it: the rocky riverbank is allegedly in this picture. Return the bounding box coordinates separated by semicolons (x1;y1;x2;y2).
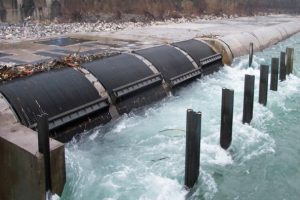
0;15;236;41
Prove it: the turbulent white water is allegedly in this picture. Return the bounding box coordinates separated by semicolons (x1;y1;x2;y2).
61;33;300;200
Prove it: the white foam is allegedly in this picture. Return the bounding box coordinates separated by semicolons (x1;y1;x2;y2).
50;193;61;200
189;169;218;200
139;174;186;200
201;139;234;166
202;170;218;200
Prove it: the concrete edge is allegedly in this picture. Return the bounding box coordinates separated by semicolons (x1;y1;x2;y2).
0;94;66;199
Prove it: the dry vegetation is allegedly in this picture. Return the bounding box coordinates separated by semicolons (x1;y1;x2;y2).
60;0;300;21
1;0;299;22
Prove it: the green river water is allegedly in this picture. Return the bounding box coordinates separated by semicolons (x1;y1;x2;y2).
60;33;300;200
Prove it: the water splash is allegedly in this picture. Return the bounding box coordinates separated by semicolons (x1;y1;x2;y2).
61;33;300;200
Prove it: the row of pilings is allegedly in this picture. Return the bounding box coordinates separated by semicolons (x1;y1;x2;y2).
184;46;295;190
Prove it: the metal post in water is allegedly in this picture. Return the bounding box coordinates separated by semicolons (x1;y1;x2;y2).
37;114;52;193
220;88;234;150
259;65;269;106
185;109;201;189
242;75;255;124
280;52;286;81
270;58;279;91
249;42;254;67
286;47;294;75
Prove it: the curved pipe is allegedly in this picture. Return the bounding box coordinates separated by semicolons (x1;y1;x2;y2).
203;22;300;65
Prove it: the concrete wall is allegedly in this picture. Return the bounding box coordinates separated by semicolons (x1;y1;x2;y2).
0;0;62;22
0;94;66;200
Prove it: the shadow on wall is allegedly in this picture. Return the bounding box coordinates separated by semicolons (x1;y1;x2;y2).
51;0;62;20
21;0;35;18
0;0;6;21
0;0;62;22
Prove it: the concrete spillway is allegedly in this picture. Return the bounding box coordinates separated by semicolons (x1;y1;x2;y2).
0;39;222;142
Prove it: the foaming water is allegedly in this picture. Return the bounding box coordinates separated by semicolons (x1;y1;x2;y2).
61;33;300;200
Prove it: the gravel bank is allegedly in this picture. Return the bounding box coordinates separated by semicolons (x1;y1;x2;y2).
0;15;235;41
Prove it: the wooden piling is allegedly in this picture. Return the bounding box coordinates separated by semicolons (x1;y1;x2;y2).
242;75;255;124
37;114;52;192
270;58;279;91
280;52;286;81
259;65;269;106
249;42;254;67
220;88;234;150
286;47;294;75
185;109;202;189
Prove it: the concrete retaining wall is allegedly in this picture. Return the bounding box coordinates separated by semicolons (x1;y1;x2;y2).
204;21;300;65
0;94;66;200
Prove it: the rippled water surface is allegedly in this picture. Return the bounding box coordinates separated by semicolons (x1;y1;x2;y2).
61;33;300;200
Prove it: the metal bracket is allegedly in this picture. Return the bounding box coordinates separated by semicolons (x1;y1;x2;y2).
75;67;110;99
170;68;202;87
200;53;222;68
30;98;110;130
112;74;163;99
170;45;199;69
129;53;160;74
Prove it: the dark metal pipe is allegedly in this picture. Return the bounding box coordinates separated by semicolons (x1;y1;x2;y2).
280;52;286;81
259;65;269;106
249;43;254;67
185;109;201;189
220;88;234;150
37;114;52;192
242;75;255;124
286;47;294;75
270;58;279;91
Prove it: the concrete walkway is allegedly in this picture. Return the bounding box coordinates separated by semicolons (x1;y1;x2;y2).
0;15;299;65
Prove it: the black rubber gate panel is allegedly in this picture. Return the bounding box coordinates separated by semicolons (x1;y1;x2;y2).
0;67;111;140
199;54;223;76
172;39;223;75
82;53;166;114
134;45;202;87
172;39;216;66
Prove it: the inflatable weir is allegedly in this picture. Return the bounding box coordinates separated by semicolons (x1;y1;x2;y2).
0;39;223;142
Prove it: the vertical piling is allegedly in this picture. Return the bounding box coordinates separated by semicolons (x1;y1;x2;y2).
185;109;202;189
270;58;279;91
286;47;294;75
280;52;286;81
220;88;234;150
259;65;269;106
249;42;254;67
37;114;52;192
242;75;255;124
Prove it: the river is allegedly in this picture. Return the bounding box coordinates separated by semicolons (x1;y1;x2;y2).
61;33;300;200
